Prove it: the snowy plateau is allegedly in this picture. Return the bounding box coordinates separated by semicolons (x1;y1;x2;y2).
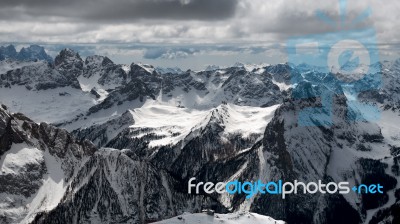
0;45;399;224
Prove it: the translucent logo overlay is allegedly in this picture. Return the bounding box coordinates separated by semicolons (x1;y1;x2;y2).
286;0;381;126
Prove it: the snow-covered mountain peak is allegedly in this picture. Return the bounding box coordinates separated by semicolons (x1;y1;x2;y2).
85;55;106;65
55;48;83;78
17;45;53;63
129;62;156;77
55;48;81;64
204;64;221;71
76;100;280;149
204;103;280;138
136;62;155;74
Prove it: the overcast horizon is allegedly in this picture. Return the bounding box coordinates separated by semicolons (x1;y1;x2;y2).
1;0;399;70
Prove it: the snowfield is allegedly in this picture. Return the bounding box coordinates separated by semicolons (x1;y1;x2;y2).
154;212;286;224
0;143;43;175
0;86;95;124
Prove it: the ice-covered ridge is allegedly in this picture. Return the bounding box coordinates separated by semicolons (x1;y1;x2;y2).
209;103;280;137
128;100;210;147
137;63;155;73
128;100;279;147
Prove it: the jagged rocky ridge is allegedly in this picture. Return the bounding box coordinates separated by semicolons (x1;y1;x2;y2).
0;61;80;90
0;45;400;223
0;45;52;63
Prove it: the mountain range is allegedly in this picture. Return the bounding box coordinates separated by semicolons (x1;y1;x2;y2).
0;45;399;224
0;45;53;63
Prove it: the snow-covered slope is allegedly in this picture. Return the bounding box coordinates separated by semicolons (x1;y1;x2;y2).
0;105;96;223
154;212;286;224
0;86;96;124
0;60;37;75
72;99;279;150
0;49;99;124
127;101;279;147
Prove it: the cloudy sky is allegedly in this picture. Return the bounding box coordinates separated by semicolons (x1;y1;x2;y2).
1;0;399;69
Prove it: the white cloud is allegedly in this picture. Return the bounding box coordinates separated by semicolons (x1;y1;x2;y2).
0;0;398;66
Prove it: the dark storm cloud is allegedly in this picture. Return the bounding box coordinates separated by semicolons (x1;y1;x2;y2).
271;10;373;37
235;8;375;40
0;0;238;22
0;0;397;64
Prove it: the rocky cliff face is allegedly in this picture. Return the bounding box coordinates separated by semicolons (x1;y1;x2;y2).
31;149;217;224
0;61;80;90
17;45;53;63
0;106;96;223
55;48;84;78
250;82;397;223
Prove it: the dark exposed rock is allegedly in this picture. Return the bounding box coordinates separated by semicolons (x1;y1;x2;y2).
369;202;400;224
16;45;53;63
0;45;52;63
83;55;127;89
0;61;80;90
73;110;134;148
0;105;96;223
90;87;101;99
356;158;397;210
55;48;83;78
0;45;17;60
